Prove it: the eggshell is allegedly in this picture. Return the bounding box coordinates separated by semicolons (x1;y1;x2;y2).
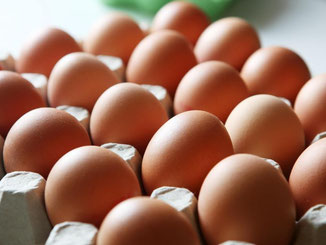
97;197;200;245
45;145;141;227
47;52;119;112
142;110;233;196
3;108;90;178
289;137;326;218
16;27;81;77
294;74;326;144
126;30;197;96
198;154;296;245
151;1;210;45
0;71;45;137
241;46;311;103
225;94;305;177
90;83;168;154
84;12;145;64
194;17;260;70
174;61;248;122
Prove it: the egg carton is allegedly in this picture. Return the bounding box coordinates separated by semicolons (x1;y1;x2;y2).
1;148;326;245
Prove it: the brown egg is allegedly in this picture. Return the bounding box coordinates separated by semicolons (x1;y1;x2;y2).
142;110;233;196
151;1;210;45
3;108;90;178
47;52;119;112
198;154;296;245
294;74;326;144
97;197;200;245
126;30;197;96
84;12;145;64
90;83;168;154
194;17;260;70
0;71;45;137
241;46;311;103
225;94;305;177
174;61;248;122
289;137;326;218
45;145;141;227
16;27;81;77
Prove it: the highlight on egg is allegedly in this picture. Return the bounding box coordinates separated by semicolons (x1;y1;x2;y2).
3;107;90;178
47;52;119;112
151;1;210;45
126;30;197;97
225;94;305;177
16;27;82;77
84;12;145;65
241;46;311;103
174;61;248;122
97;197;200;245
194;17;260;70
142;110;233;196
45;145;141;227
294;73;326;144
90;83;168;154
0;71;45;137
198;153;296;245
289;137;326;218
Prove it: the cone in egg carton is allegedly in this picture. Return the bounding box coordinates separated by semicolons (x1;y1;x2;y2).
0;171;52;244
45;221;98;245
0;52;15;71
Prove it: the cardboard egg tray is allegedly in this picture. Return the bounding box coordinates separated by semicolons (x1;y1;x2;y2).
1;53;326;245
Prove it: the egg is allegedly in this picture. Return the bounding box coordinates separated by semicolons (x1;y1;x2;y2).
45;145;141;227
0;71;45;137
47;52;119;112
241;46;311;103
90;83;168;154
97;197;200;245
194;17;260;70
151;1;210;45
16;27;81;77
126;30;197;96
198;154;296;245
225;94;305;177
3;108;90;178
294;74;326;144
84;12;145;64
289;137;326;218
142;110;233;196
174;61;249;122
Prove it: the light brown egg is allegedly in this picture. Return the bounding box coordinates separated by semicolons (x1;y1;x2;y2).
198;154;296;245
294;74;326;144
47;52;119;112
45;145;141;227
84;12;145;64
174;61;248;122
0;71;45;137
16;27;81;77
3;108;90;178
289;137;326;218
241;46;311;103
90;83;168;154
151;1;210;45
97;197;200;245
194;17;260;70
142;110;233;196
126;30;197;96
225;94;305;177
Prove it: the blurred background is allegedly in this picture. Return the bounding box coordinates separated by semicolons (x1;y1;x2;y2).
0;0;325;75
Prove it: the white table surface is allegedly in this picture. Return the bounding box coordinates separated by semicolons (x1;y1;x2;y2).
1;0;325;76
